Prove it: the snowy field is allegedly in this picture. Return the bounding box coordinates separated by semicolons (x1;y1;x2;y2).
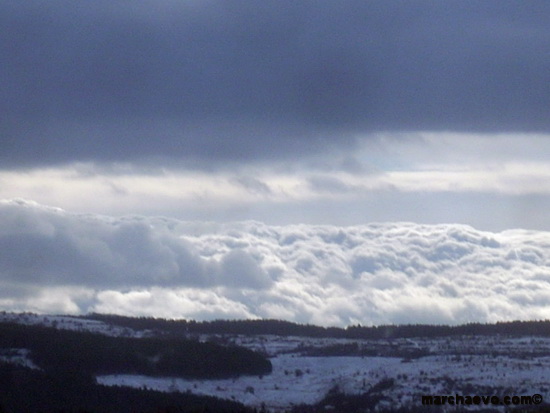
98;334;550;411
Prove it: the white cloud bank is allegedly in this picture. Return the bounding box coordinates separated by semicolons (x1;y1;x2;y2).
2;199;550;326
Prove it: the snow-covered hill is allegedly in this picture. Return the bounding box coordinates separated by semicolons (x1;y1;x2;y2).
1;312;548;412
98;333;550;411
0;311;151;337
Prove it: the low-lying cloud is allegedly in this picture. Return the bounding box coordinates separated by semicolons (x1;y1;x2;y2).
2;199;550;326
0;199;270;291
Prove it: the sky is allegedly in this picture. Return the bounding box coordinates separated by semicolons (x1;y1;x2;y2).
2;0;550;325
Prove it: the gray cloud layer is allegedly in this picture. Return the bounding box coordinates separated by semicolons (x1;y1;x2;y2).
2;1;550;168
3;199;550;326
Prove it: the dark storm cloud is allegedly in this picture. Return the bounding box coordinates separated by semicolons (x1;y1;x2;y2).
2;0;550;168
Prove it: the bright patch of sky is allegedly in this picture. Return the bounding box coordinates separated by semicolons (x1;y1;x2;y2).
2;133;550;230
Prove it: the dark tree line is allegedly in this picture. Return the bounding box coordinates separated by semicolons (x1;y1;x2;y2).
0;322;272;379
84;314;550;340
0;322;272;412
0;361;254;413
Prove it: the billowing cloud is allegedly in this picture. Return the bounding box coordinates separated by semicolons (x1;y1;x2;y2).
3;199;550;326
1;1;549;168
0;199;269;291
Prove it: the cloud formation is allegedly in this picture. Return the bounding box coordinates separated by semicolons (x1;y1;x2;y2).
2;0;550;168
3;132;550;231
0;199;269;291
3;199;550;326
